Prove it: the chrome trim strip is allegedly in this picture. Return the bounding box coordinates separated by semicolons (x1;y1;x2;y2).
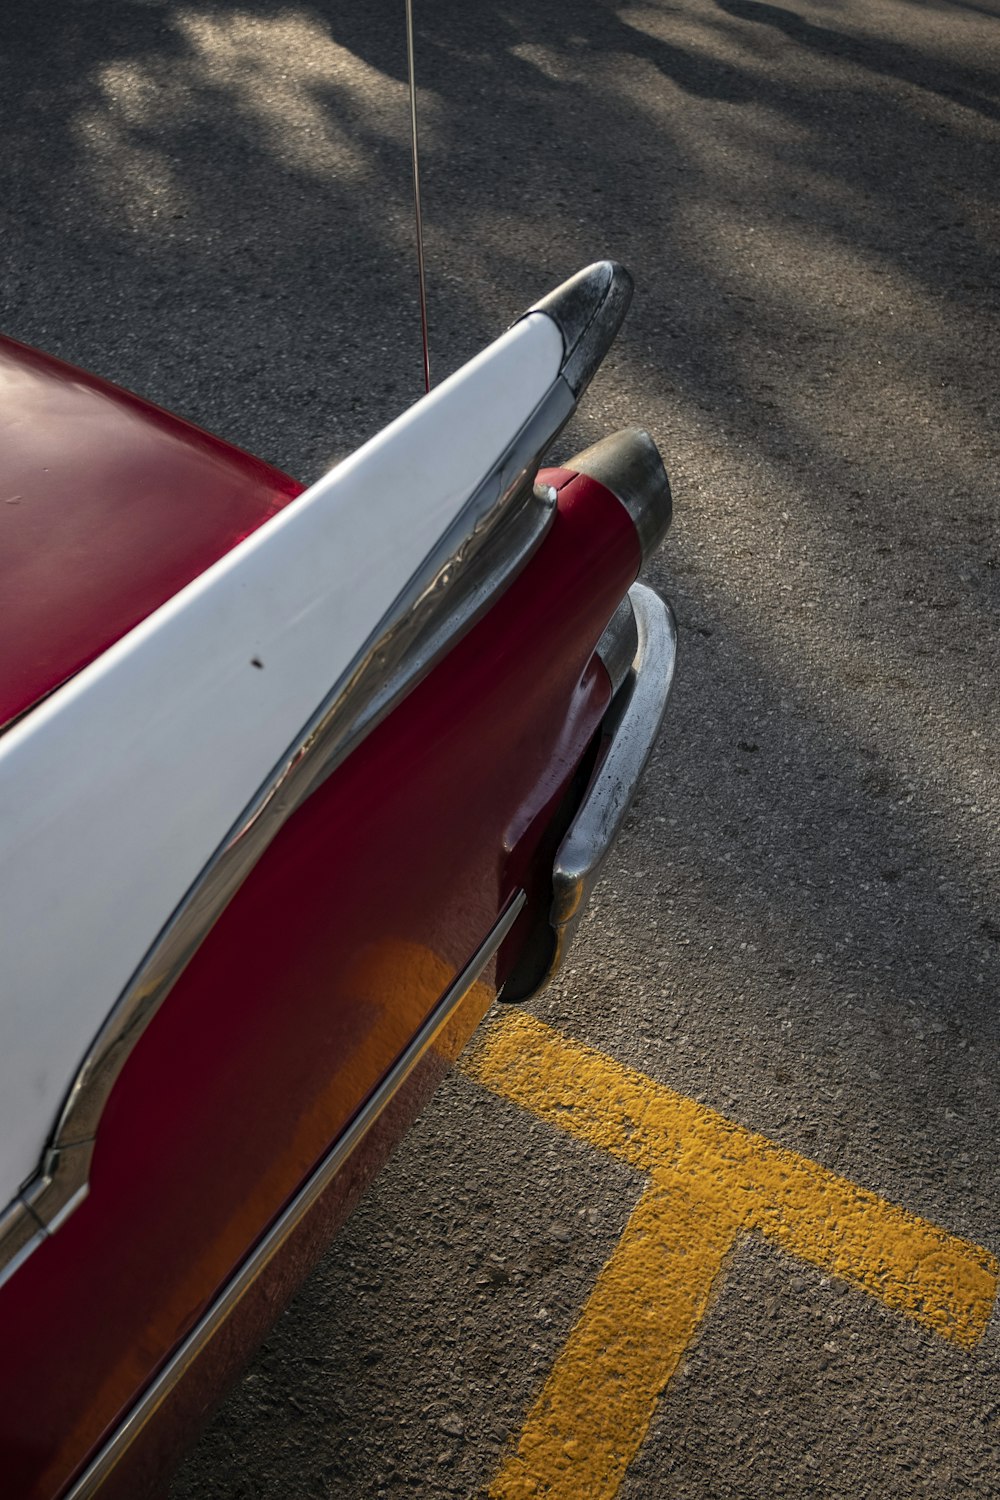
546;583;677;989
0;261;635;1284
63;891;525;1500
568;428;673;561
0;1196;45;1283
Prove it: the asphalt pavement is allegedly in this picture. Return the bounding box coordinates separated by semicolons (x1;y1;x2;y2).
2;0;997;1495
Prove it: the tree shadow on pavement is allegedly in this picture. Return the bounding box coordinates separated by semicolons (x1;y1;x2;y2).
1;3;996;1488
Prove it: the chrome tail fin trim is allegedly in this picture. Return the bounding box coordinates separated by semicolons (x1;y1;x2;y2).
525;261;633;398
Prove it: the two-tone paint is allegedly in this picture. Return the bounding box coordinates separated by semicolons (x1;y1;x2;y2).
0;311;568;1219
0;262;674;1498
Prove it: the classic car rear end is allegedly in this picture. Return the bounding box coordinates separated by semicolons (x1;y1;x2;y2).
0;263;676;1498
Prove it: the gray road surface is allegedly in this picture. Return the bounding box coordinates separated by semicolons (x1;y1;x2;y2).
2;0;998;1495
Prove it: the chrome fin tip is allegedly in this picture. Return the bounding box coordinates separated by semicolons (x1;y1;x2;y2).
521;261;634;397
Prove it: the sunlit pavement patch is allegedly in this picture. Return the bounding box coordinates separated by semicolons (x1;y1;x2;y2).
461;1011;998;1500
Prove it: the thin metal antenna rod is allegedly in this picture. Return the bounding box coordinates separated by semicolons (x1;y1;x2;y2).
405;0;431;393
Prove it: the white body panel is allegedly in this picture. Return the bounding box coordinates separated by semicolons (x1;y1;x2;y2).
0;313;563;1204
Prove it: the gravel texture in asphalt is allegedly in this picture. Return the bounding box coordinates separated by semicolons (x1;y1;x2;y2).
2;0;997;1495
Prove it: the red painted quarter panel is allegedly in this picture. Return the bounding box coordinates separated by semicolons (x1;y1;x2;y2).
94;992;494;1500
0;337;302;730
0;469;641;1499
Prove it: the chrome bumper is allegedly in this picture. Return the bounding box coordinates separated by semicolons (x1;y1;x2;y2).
512;581;677;999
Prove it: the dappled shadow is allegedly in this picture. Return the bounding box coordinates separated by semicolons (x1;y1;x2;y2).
1;4;997;1487
716;0;1000;120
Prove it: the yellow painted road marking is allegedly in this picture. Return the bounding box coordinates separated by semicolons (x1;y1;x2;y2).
494;1182;740;1499
461;1011;998;1500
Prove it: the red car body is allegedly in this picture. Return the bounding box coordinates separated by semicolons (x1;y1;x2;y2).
0;263;675;1498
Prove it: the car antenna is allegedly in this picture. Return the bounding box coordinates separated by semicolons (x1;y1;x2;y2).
405;0;431;394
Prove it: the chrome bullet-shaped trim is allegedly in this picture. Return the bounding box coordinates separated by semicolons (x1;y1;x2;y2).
523;260;633;397
569;427;673;561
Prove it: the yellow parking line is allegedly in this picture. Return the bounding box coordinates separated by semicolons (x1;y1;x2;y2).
461;1011;998;1499
491;1182;740;1500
